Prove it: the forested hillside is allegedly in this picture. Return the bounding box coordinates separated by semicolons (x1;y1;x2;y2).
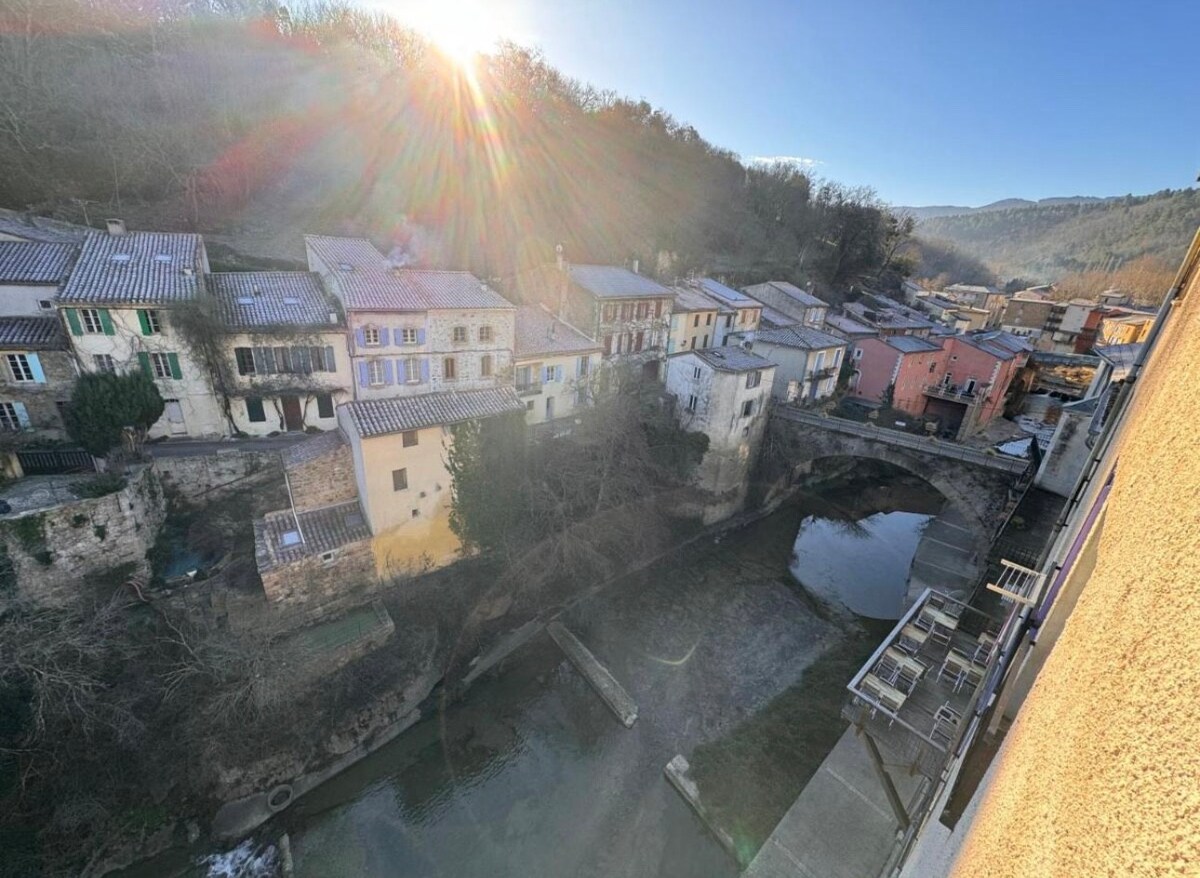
0;0;907;290
916;189;1200;282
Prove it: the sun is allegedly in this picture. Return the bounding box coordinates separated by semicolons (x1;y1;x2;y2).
399;0;514;64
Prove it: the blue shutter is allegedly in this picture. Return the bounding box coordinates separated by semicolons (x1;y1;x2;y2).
419;358;429;384
378;327;390;346
13;402;29;429
355;328;366;348
417;328;426;344
27;353;45;384
358;361;370;387
543;366;552;384
555;365;564;382
382;359;395;384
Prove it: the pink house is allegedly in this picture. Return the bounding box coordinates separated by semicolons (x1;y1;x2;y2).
851;335;944;415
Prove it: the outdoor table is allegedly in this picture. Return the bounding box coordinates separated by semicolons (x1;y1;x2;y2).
898;623;929;653
862;672;907;713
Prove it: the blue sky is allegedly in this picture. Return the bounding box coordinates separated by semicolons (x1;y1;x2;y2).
375;0;1200;206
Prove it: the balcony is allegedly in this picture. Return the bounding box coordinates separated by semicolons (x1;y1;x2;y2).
923;383;982;404
516;382;542;397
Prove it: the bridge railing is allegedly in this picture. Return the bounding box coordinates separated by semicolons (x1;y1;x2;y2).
771;405;1031;474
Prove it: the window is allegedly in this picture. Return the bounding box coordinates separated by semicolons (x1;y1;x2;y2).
654;300;663;317
693;366;702;379
316;393;334;419
38;299;53;311
480;354;493;377
479;325;493;342
403;356;420;383
742;399;756;418
929;361;937;373
706;313;713;326
400;328;418;345
141;309;162;334
7;354;33;383
702;334;708;347
392;468;408;491
578;356;590;377
853;348;863;360
526;400;534;411
689;337;696;350
0;402;21;431
693;315;700;328
93;354;115;374
368;359;386;386
746;370;762;389
687;394;698;412
443;357;457;380
813;351;826;372
603;335;613;356
452;326;468;343
603;305;616;322
402;430;418;447
80;308;103;334
150;352;173;379
637;302;648;319
235;347;255;375
321;550;337;565
726;315;733;327
246;397;266;422
833;349;843;368
620;304;631;321
634;331;644;352
363;326;381;346
280;530;301;547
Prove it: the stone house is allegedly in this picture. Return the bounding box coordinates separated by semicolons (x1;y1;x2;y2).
742;281;828;329
513;305;601;427
849;334;945;416
305;235;516;401
336;386;525;578
209;271;353;436
687;277;762;345
0;316;74;444
942;283;1009;326
732;325;847;404
1000;291;1056;341
664;346;776;522
514;260;673;378
666;284;722;354
56;223;227;439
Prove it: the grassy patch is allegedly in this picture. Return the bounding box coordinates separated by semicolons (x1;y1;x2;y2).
71;472;127;499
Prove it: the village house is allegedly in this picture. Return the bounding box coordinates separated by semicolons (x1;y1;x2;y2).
515;258;672;378
823;310;877;343
513;304;602;427
1000;290;1057;341
732;324;846;404
666;284;722;354
843;295;936;337
664;346;775;522
685;277;762;344
848;334;944;415
335;386;525;578
923;330;1032;438
209;271;353;436
1097;309;1155;346
56;222;227;439
742;280;829;328
305;235;516;400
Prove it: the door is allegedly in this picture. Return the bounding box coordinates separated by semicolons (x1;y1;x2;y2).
164;399;187;435
281;395;304;432
545;396;555;420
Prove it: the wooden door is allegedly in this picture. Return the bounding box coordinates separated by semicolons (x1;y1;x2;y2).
281;395;303;432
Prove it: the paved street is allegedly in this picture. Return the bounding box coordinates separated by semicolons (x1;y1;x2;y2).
145;434;310;458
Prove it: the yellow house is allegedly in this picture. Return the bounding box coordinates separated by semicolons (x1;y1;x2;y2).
513;304;601;426
667;284;722;354
337;386;524;578
686;277;763;344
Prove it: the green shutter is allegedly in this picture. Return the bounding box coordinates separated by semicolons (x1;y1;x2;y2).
99;309;115;335
137;310;151;335
137;352;152;378
65;308;82;336
167;352;182;380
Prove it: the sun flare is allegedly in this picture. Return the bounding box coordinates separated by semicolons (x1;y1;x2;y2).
398;0;515;63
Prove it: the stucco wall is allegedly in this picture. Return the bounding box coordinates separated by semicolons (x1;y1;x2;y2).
0;283;59;315
668;308;719;354
949;262;1200;877
514;351;599;425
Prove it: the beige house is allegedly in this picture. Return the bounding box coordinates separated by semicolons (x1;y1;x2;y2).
742;281;828;329
56;224;227;439
210;271;352;436
305;235;516;401
513;305;601;426
687;277;762;345
732;325;847;404
666;284;722;354
336;386;524;577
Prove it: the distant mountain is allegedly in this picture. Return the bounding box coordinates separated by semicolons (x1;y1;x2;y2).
910;189;1200;282
899;196;1109;222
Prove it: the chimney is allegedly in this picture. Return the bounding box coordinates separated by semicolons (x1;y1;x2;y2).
105;218;127;236
632;258;640;275
555;243;564;272
328;311;338;324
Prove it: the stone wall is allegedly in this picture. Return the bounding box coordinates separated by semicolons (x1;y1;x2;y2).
258;536;375;610
154;449;282;503
1;465;166;606
286;442;357;509
0;347;74;441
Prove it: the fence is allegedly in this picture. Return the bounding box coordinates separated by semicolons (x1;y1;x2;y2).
15;447;96;476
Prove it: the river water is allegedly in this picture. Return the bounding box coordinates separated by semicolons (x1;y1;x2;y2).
193;466;942;878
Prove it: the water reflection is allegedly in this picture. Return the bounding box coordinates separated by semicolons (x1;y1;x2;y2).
790;510;934;619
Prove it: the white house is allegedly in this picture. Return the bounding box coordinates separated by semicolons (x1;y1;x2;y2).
513;305;601;426
732;325;847;404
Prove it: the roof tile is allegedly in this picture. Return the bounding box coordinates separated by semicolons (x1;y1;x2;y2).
0;316;68;350
0;242;76;284
344;386;525;438
514;305;600;358
210;272;341;331
58;231;203;305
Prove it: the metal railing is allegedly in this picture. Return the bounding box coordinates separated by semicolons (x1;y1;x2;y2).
923;383;981;403
515;382;542;397
772;406;1030;474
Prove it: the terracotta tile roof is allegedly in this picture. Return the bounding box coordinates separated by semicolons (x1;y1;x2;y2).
514;305;600;358
210;272;342;331
0;316;68;350
0;242;76;284
690;345;774;373
749;325;846;351
58;231;204;305
344;386;524;438
256;500;371;571
282;429;346;469
305;235;513;311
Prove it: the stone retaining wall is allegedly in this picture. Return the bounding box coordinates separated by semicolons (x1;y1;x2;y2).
155;450;282;503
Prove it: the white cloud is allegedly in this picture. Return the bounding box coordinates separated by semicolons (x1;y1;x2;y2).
747;155;824;168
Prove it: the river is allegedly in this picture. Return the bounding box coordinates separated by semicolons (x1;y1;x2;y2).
194;464;943;877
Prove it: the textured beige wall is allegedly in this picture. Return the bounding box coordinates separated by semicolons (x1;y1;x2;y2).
951;268;1200;876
